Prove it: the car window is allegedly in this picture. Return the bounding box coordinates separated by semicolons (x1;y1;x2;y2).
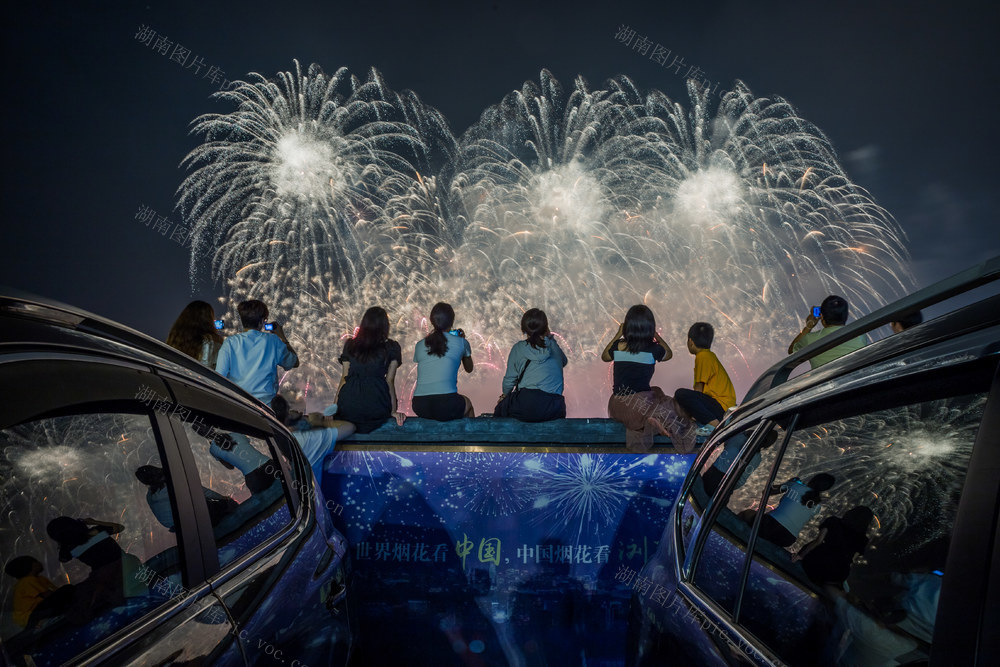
180;419;293;569
689;424;783;614
736;390;986;664
0;412;182;665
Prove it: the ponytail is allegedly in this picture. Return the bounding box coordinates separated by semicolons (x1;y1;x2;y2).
425;302;455;358
521;308;549;350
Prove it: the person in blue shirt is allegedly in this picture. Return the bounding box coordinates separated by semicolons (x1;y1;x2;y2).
496;308;568;422
412;302;474;421
215;300;299;405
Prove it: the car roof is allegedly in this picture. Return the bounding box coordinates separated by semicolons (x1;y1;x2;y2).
727;255;1000;428
0;287;263;411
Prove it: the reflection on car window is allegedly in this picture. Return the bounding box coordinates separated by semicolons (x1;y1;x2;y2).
181;421;292;569
737;393;985;664
0;412;181;665
690;425;782;615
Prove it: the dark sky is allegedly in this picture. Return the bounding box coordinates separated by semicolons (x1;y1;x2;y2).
3;0;997;339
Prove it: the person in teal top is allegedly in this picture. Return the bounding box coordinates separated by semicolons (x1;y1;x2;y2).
412;302;474;420
789;295;866;369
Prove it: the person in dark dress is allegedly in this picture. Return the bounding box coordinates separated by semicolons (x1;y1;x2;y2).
336;306;406;433
792;505;874;587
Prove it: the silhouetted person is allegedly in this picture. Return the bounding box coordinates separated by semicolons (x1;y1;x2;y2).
793;505;874;587
135;465;237;529
46;516;145;623
789;295;866;368
4;556;73;630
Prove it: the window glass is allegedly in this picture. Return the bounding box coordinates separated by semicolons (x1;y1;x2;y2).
737;392;985;664
690;424;783;614
181;420;292;568
0;412;181;665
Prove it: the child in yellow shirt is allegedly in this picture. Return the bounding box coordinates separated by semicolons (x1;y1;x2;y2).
674;322;736;436
5;556;60;629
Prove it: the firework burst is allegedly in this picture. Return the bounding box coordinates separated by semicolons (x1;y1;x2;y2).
179;67;912;409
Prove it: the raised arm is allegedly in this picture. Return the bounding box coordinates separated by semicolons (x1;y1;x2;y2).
549;334;569;367
272;322;300;369
788;311;820;354
601;322;625;362
653;331;673;361
459;331;473;373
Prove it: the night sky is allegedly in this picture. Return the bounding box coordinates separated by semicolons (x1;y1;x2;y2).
3;0;997;339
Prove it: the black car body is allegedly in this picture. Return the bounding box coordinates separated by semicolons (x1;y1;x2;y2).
628;257;1000;665
0;292;355;666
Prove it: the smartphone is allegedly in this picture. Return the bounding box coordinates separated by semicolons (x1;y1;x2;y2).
264;321;277;332
447;328;463;337
213;319;225;330
811;306;821;318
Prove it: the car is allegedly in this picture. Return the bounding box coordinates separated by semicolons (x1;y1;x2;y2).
0;290;355;666
627;256;1000;666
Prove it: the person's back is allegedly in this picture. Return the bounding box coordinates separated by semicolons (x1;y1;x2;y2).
413;332;469;395
215;300;298;404
496;308;568;422
789;295;866;369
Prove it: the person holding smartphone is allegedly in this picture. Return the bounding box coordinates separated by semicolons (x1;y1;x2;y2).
166;300;225;368
412;302;474;420
215;299;299;405
788;295;867;369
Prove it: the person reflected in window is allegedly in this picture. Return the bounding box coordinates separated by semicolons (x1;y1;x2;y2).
45;516;145;623
165;300;225;369
496;308;568;422
208;432;275;494
336;306;406;432
4;556;73;630
602;305;695;453
788;295;866;368
134;465;237;529
792;505;874;588
412;302;474;421
701;429;779;496
741;473;835;547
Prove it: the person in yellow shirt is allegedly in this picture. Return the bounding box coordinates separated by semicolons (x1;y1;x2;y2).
5;555;67;629
674;322;736;437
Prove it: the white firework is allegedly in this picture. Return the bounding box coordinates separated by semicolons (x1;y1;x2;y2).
525;454;647;542
179;67;912;410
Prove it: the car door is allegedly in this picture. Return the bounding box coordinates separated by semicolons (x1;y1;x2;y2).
683;353;996;665
0;357;238;666
159;376;353;667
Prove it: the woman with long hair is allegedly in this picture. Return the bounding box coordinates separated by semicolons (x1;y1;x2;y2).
166;300;224;368
601;304;695;452
495;308;568;422
335;306;405;433
412;302;474;421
